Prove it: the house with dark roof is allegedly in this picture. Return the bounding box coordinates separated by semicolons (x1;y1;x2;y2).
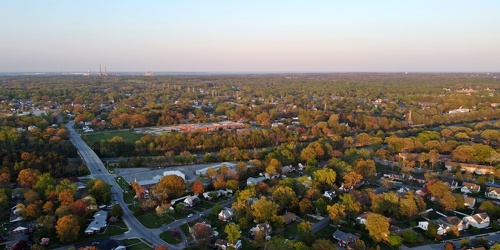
332;229;359;249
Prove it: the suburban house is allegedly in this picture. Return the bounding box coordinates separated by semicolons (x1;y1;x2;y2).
356;212;373;225
282;212;298;225
85;210;109;235
247;176;267;186
332;229;360;249
250;222;272;237
463;195;476;209
436;216;468;235
215;239;242;250
418;221;430;231
485;187;500;200
201;189;233;200
445;161;494;175
323;190;337;200
281;165;295;174
445;180;460;190
189;222;218;241
215;239;228;250
463;213;490;229
218;208;234;222
461;182;480;194
184;195;201;207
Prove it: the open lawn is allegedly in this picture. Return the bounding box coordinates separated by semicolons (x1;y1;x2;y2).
84;130;145;145
316;224;337;239
160;230;183;244
284;221;300;238
114;176;131;191
180;224;191;238
136;212;174;228
192;201;214;212
122;238;152;250
123;191;136;204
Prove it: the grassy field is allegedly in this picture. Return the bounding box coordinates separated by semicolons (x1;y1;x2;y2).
160;230;183;244
180;223;191;237
136;212;174;228
114;176;131;191
122;238;151;250
85;130;145;145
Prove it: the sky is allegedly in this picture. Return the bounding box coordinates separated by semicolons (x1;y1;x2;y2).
1;1;500;73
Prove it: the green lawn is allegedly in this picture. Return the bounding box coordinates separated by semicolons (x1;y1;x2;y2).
136;212;174;228
193;201;214;212
160;230;183;244
284;221;300;238
84;219;128;241
114;176;131;190
316;224;337;239
85;130;145;145
123;191;136;204
122;238;152;250
180;224;191;237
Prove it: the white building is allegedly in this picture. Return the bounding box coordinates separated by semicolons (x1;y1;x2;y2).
195;162;237;176
163;170;186;180
463;213;490;229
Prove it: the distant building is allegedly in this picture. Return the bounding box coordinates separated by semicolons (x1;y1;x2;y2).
179;121;245;132
195;162;237;176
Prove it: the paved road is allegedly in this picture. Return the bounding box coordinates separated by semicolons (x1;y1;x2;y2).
67;121;178;250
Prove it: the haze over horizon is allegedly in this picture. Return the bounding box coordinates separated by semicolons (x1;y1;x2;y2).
2;1;500;73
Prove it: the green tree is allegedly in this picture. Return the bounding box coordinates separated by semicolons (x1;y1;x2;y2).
311;238;337;250
55;214;80;244
313;168;337;190
327;203;346;225
340;194;361;220
110;204;123;217
272;186;297;209
365;213;389;242
425;221;438;239
387;234;403;248
399;191;418;219
225;222;241;246
352;239;366;250
402;231;420;244
0;189;9;211
153;174;186;202
297;221;314;245
251;198;278;223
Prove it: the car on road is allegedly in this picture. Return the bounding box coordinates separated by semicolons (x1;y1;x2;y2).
187;213;193;218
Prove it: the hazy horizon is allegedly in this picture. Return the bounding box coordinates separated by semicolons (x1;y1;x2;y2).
2;1;500;72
